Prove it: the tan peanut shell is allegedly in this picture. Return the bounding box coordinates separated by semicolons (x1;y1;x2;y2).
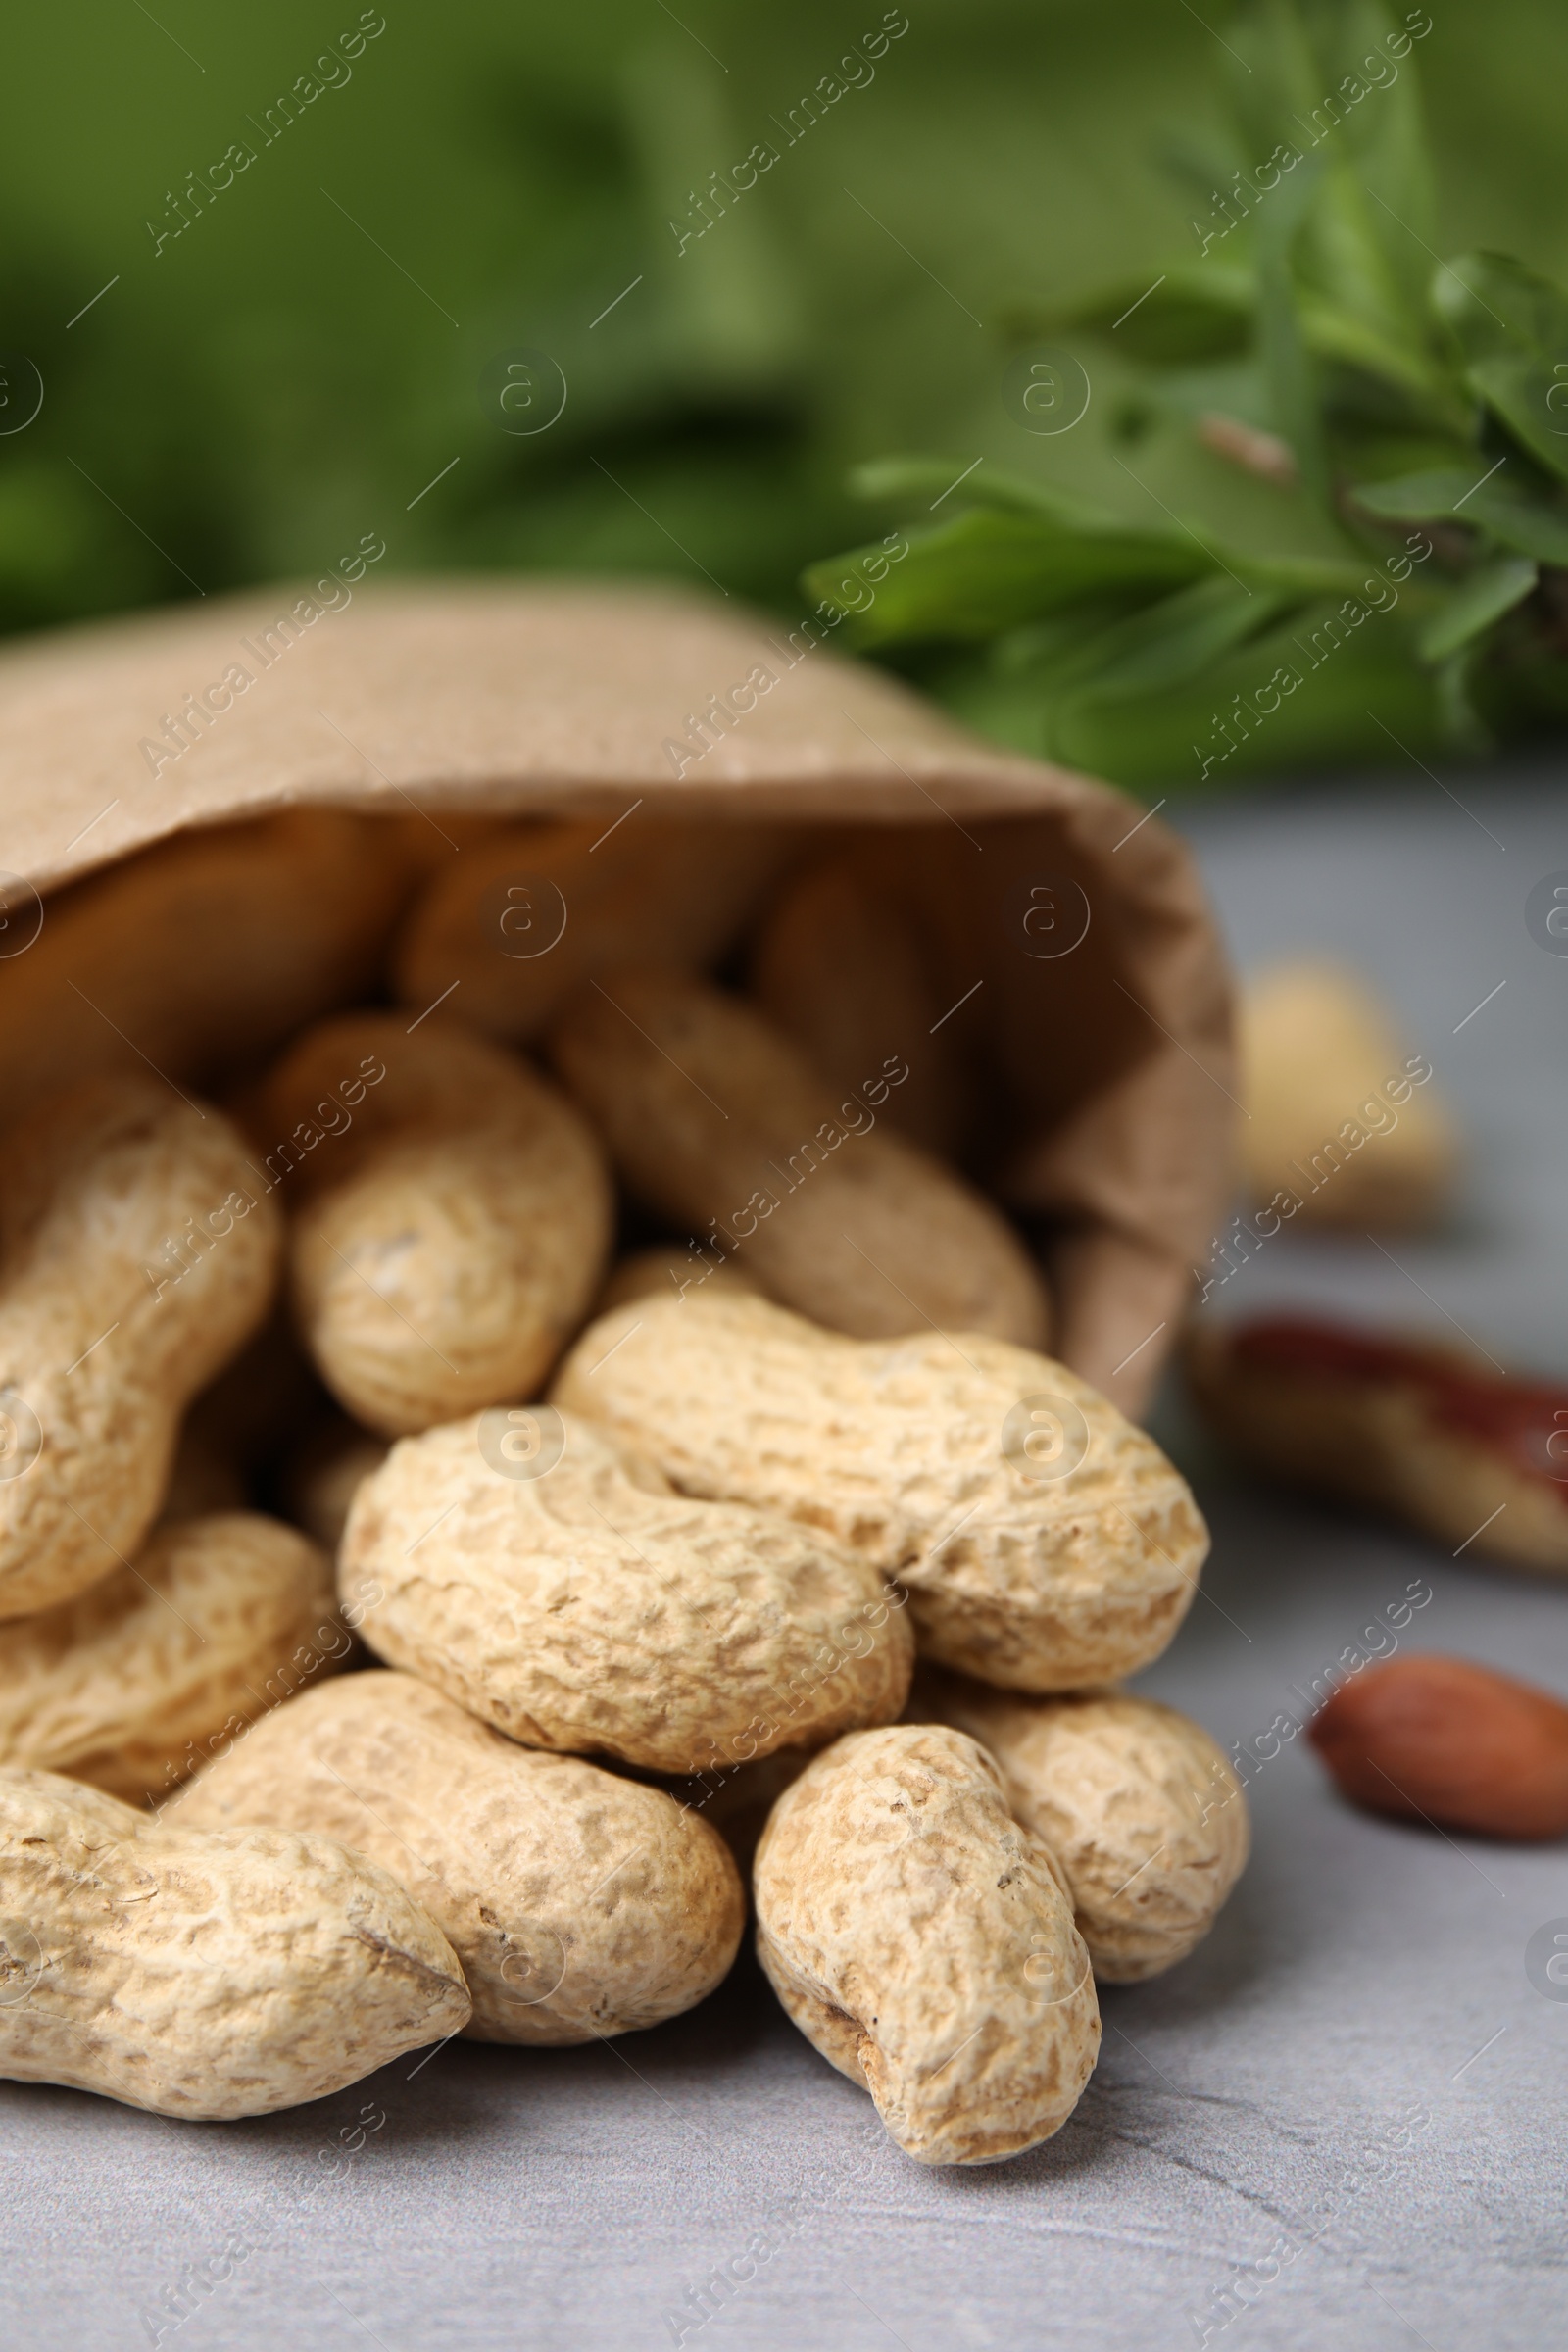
172;1671;746;2042
0;1512;342;1806
754;1726;1100;2165
393;816;790;1044
0;1765;470;2119
340;1406;912;1772
916;1673;1249;1981
249;1011;612;1436
1240;961;1456;1228
549;969;1051;1348
594;1244;761;1317
0;810;415;1132
0;1076;282;1620
553;1292;1204;1690
749;857;971;1157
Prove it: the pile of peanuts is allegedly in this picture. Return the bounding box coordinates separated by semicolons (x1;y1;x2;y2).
0;811;1246;2167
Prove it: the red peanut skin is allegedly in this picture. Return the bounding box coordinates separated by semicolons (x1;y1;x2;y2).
1310;1654;1568;1840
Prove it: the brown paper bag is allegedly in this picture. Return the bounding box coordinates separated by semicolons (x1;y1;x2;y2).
0;578;1236;1414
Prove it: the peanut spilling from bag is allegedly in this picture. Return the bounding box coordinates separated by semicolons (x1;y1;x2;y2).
0;1766;469;2119
549;969;1051;1348
172;1670;746;2040
553;1292;1204;1690
0;1076;281;1619
753;1725;1101;2164
248;1011;612;1435
915;1672;1249;1980
0;1511;341;1804
0;793;1242;2146
340;1406;912;1771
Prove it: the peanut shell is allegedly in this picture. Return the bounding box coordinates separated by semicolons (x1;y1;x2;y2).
594;1245;761;1317
548;969;1051;1348
749;856;972;1157
340;1405;912;1772
916;1672;1249;1979
172;1671;746;2041
0;1512;342;1805
554;1291;1204;1690
250;1011;612;1436
0;810;414;1130
0;1765;469;2119
0;1076;281;1619
394;816;790;1043
754;1725;1101;2164
280;1413;390;1554
1240;961;1456;1228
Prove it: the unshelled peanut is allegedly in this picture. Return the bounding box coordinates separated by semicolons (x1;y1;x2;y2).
249;1011;612;1435
340;1405;912;1771
1240;961;1455;1228
173;1671;746;2040
0;1766;469;2119
754;1725;1101;2164
550;969;1050;1347
749;855;971;1157
554;1292;1204;1690
0;1511;342;1804
917;1672;1250;1979
0;1076;281;1619
0;811;414;1132
281;1412;390;1553
594;1244;761;1317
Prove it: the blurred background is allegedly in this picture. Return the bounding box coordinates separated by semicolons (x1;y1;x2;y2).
6;0;1567;695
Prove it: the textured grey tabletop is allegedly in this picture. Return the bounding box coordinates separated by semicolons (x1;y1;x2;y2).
6;770;1567;2352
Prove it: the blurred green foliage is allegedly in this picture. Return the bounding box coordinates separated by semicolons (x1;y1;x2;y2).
808;1;1568;786
4;0;1567;799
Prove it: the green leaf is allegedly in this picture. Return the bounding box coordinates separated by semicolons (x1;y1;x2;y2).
1045;602;1443;789
1352;466;1568;563
1003;266;1255;365
1416;554;1537;662
1256;154;1329;501
1351;465;1487;516
1236;4;1435;336
991;604;1149;680
1434;250;1568;366
1043;575;1294;701
803;509;1209;645
1431;646;1494;754
796;1;1568;789
847;458;1106;529
1224;0;1328;180
1233;549;1372;596
1297;292;1457;410
1466;354;1568;488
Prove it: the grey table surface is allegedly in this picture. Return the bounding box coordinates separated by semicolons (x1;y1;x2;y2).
6;768;1568;2352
